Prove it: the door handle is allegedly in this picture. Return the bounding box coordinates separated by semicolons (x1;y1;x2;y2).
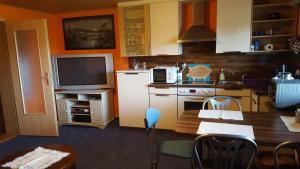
41;72;49;86
155;94;170;97
186;96;206;101
125;72;139;75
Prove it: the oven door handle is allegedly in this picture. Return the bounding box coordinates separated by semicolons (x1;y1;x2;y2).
185;96;207;101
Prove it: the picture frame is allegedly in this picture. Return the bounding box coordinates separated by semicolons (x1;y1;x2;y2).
63;15;116;50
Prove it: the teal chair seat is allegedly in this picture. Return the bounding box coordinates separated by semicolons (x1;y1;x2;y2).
160;140;194;159
144;108;195;169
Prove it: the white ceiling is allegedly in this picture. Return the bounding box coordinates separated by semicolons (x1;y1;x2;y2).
0;0;135;14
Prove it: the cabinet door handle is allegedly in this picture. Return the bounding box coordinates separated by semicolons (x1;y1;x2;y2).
186;96;206;101
155;94;170;97
231;96;242;99
252;98;257;104
125;72;139;75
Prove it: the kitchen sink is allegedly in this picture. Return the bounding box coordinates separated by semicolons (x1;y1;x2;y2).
219;81;244;85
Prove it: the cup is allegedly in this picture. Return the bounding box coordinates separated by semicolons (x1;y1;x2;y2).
142;62;147;70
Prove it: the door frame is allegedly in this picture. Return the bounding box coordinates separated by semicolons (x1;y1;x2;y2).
0;20;19;135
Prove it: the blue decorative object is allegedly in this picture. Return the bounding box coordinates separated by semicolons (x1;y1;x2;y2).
253;40;260;51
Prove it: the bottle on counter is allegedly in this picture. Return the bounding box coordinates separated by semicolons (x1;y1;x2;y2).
219;68;225;81
133;59;139;70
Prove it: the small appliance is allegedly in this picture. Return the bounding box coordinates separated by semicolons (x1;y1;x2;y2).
150;66;177;83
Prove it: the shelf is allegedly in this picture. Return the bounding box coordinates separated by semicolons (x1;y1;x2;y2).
253;3;293;8
71;104;90;108
71;113;90;116
252;18;295;23
252;34;293;38
249;49;293;53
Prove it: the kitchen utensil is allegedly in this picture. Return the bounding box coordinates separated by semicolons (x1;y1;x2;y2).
273;64;294;80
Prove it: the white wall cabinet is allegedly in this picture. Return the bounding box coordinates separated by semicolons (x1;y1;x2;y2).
117;70;150;128
149;87;177;130
216;0;251;53
55;90;114;128
150;0;181;55
118;0;181;57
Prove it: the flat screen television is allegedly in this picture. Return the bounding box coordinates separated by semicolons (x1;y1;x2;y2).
52;53;114;90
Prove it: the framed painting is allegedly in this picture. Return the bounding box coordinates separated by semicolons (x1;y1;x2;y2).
63;15;116;50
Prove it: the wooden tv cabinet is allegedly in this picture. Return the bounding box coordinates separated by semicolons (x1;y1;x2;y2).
55;89;114;128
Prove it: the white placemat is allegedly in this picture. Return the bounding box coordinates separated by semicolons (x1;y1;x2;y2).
198;110;244;120
280;116;300;132
197;121;255;139
2;147;70;169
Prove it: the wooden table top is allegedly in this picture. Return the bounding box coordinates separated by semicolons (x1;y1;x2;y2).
0;144;76;169
175;110;300;145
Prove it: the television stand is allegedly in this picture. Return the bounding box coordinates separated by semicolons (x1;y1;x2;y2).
54;89;114;128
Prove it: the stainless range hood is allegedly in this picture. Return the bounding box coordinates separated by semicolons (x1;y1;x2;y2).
178;1;216;43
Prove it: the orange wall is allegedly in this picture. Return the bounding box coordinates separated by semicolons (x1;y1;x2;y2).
53;8;129;116
0;4;58;55
181;1;217;33
0;4;129;116
0;2;217;117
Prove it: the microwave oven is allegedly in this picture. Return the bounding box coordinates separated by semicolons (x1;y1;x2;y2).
150;66;177;83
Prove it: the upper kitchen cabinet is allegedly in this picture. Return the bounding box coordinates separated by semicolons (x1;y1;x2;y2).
150;0;182;56
118;3;151;56
251;0;297;53
118;0;182;57
216;0;252;53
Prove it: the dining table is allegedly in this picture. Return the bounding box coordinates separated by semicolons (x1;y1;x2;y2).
175;110;300;146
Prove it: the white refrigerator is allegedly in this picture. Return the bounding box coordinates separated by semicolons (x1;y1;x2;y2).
117;70;150;128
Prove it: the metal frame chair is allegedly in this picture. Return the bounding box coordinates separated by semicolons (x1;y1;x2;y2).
274;141;300;169
202;96;242;111
144;108;195;169
193;134;258;169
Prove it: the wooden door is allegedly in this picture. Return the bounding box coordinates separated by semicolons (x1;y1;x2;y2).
5;19;58;136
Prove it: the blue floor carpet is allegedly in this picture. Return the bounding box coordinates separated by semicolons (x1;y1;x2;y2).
0;119;194;169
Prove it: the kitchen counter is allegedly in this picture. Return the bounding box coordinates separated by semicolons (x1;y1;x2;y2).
148;82;270;96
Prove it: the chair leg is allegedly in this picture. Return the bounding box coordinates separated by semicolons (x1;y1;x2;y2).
190;159;195;169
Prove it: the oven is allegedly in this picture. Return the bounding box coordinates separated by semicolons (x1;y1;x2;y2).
178;87;215;119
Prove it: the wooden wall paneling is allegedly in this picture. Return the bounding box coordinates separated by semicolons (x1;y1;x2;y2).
129;49;300;81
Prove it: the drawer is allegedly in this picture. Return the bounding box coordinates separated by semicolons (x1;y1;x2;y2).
149;87;177;94
216;88;251;97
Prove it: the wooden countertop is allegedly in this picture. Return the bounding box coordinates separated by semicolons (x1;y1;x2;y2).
176;110;300;145
148;82;269;96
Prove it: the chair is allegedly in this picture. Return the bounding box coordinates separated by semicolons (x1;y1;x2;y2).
202;96;241;111
256;142;300;169
274;141;300;169
144;108;195;169
193;134;258;169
